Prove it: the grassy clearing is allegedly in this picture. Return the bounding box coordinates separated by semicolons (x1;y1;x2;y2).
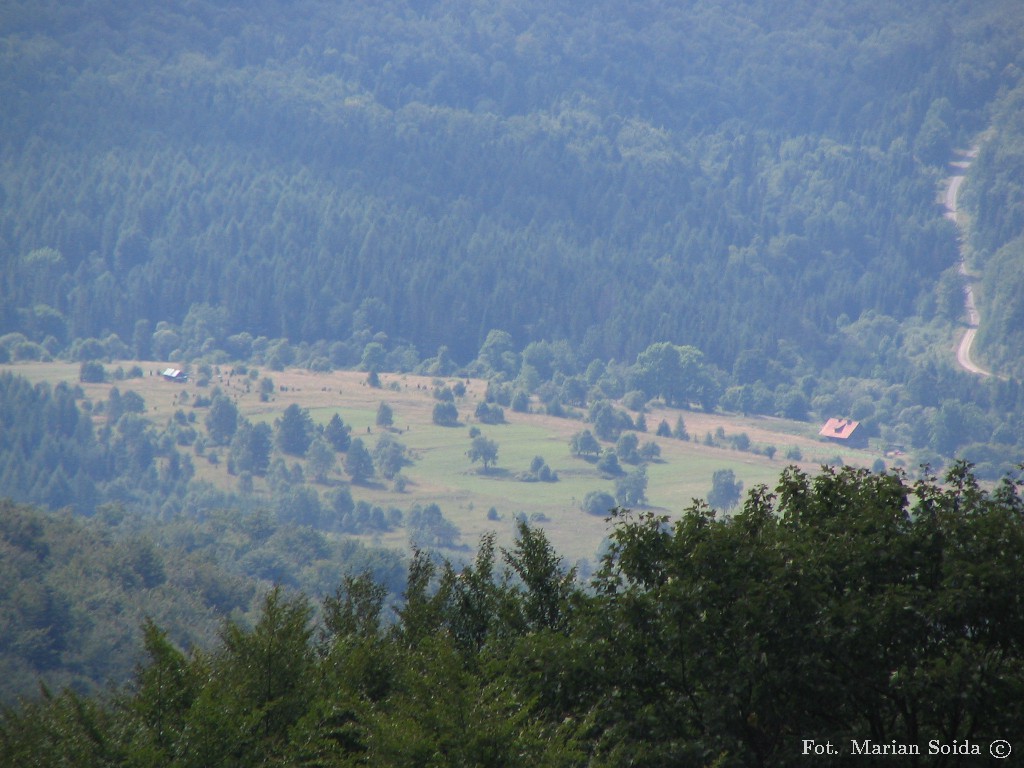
3;360;891;562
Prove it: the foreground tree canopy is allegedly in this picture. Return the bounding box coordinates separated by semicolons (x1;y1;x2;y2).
3;463;1023;767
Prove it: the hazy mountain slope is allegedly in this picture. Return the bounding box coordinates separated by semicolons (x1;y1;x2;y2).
1;0;1022;371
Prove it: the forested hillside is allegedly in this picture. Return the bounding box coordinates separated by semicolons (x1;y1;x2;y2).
0;494;406;706
968;78;1024;378
5;1;1024;750
2;0;1022;373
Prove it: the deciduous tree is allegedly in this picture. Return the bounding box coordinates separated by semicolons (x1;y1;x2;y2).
345;438;375;484
707;468;743;510
467;435;498;471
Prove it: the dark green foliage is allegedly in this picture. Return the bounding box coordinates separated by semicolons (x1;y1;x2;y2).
0;0;1019;468
275;403;313;457
631;342;722;410
977;237;1024;378
375;401;393;429
372;433;411;480
614;432;640;464
323;413;352;452
203;393;238;446
275;485;324;528
582;490;617;517
776;388;811;421
0;501;212;703
119;537;167;590
78;361;105;383
467;435;499;471
172;587;316;767
614;466;648;507
730;431;751;451
484;378;513;407
129;619;202;760
230;421;272;476
519;455;558;483
5;466;1024;765
588;400;633;441
915;98;954;165
431;401;459;427
638;440;661;462
323;572;388;640
672;415;689;441
475;331;519;378
503;520;577;634
109;387;146;419
586;464;1024;763
707;468;744;511
407;504;461;550
344;438;375;484
474;400;505;425
305;435;335;483
3;0;1019;406
4;0;1024;755
0;493;411;706
0;373;192;516
569;429;601;457
596;449;623;477
510;390;530;413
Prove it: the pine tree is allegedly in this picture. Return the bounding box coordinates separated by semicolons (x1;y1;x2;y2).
345;438;374;483
276;403;313;456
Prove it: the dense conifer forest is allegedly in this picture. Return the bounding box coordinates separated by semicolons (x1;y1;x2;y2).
1;0;1022;369
3;1;1024;760
2;0;1024;465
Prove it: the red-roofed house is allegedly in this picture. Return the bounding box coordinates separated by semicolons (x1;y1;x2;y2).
818;417;866;448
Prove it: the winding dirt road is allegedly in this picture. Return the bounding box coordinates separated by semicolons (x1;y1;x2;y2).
942;145;992;377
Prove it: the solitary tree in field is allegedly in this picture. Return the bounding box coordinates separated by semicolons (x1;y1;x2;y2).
468;435;499;471
707;468;743;511
376;401;394;429
583;490;617;517
432;401;459;426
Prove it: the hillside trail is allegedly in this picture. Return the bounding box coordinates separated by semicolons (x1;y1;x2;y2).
942;140;994;378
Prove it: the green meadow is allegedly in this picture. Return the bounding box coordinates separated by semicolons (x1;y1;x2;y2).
4;361;889;562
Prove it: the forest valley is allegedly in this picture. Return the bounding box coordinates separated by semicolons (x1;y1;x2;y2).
3;0;1024;762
